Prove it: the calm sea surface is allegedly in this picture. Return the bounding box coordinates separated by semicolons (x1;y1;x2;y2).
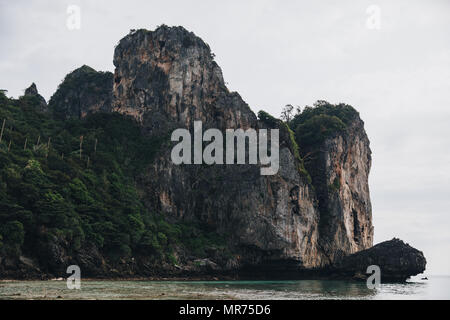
0;275;449;300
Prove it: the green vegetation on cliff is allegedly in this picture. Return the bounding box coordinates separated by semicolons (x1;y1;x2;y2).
0;91;223;272
290;100;359;149
49;65;113;120
258;110;311;183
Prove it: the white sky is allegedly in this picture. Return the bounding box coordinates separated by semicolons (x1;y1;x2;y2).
1;0;449;275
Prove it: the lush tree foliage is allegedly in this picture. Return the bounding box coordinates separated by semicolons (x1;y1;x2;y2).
0;91;223;264
290;100;359;148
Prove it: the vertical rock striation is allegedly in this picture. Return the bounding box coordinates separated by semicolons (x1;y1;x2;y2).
292;103;374;265
318;117;373;263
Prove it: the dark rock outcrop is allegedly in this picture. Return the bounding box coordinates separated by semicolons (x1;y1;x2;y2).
332;238;426;282
0;255;45;280
49;65;113;119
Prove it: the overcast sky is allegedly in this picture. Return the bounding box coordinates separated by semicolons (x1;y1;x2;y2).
1;0;449;275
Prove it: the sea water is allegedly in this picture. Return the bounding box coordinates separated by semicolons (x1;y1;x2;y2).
0;275;449;300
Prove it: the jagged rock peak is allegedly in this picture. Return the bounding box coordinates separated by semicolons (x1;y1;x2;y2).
25;83;39;96
23;82;48;112
119;25;214;57
49;65;113;120
114;25;219;80
113;25;255;134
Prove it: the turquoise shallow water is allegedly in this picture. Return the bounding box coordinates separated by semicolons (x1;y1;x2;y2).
0;275;449;300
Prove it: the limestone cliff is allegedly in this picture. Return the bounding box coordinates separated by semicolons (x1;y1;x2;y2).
113;26;323;269
108;25;377;271
113;26;255;134
48;25;375;272
318;117;373;263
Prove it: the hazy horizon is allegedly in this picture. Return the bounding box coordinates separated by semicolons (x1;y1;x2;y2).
1;0;449;275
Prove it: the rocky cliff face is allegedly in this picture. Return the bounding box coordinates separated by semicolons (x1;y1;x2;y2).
109;25;377;270
113;26;255;134
318;118;373;263
47;25;375;272
113;26;323;269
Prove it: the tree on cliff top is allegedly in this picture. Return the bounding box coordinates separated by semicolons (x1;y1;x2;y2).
290;100;359;150
280;104;294;122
